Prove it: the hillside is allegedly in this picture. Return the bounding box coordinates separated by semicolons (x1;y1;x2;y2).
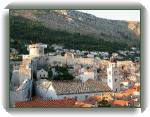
10;10;140;54
128;21;140;36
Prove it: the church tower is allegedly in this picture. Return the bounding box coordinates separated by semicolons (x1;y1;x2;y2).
107;60;121;92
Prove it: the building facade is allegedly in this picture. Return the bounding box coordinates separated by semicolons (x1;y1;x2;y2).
37;68;48;80
107;62;121;92
34;79;111;101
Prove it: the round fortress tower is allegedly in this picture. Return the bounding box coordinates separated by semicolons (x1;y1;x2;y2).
27;43;47;57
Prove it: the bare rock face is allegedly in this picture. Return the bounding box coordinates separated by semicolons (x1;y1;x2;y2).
128;21;140;36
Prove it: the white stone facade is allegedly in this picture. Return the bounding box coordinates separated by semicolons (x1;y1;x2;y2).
35;84;102;101
47;56;97;66
34;79;105;101
107;62;121;92
35;83;57;99
57;92;101;101
27;43;47;57
79;72;95;82
37;69;48;79
10;79;32;107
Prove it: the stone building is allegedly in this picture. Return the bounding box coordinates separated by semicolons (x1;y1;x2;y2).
10;78;32;107
37;68;48;80
107;61;122;92
27;43;47;57
35;79;111;101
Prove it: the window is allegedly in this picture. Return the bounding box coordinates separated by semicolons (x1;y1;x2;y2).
115;79;117;82
85;95;88;100
114;70;117;75
109;79;111;83
116;88;117;92
75;96;78;100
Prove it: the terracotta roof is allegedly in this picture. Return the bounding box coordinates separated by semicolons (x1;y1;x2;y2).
15;99;76;107
112;100;129;106
52;79;111;95
75;101;92;107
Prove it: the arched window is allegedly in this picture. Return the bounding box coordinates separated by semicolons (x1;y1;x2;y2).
75;96;77;100
109;79;111;82
85;95;88;100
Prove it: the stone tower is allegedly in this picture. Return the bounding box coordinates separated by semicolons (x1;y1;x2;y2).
27;43;47;57
107;61;121;92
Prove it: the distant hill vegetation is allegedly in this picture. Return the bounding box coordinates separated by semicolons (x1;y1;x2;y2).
10;10;140;54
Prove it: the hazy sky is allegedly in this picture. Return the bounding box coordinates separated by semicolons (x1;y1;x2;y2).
77;10;140;21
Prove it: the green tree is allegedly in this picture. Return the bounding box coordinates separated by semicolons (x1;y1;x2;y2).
53;66;74;80
97;99;111;107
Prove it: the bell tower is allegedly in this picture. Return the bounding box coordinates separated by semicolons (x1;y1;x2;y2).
107;61;121;92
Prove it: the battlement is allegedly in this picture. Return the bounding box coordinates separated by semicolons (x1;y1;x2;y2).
27;43;47;50
27;43;47;57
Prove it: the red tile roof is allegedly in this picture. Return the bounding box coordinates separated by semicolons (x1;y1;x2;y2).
112;100;129;106
15;98;76;107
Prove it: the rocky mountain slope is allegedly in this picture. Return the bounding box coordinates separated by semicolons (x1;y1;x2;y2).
10;10;140;53
128;21;140;36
